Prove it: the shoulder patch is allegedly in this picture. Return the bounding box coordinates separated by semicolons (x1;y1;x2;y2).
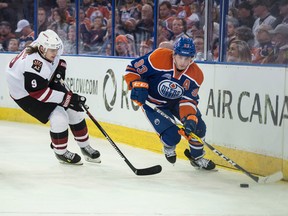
31;59;43;72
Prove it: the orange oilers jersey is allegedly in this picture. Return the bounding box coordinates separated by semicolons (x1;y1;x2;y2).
124;48;204;120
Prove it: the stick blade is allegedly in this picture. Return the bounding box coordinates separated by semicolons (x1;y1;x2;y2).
135;165;162;176
257;171;283;184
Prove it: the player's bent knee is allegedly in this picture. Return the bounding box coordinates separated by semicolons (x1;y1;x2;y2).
161;126;181;146
195;119;206;138
49;106;69;132
67;108;85;125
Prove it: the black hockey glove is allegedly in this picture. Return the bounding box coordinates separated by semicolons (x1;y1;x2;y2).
54;59;67;82
61;91;86;112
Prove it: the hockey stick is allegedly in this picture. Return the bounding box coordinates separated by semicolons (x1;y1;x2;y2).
144;102;283;183
58;76;162;175
81;104;162;175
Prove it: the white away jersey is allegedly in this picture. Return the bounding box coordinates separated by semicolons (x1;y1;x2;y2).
6;50;65;104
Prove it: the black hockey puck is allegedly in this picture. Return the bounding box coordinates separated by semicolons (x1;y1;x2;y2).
240;183;249;188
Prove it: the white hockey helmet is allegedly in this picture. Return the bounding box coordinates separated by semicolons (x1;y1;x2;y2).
36;29;63;55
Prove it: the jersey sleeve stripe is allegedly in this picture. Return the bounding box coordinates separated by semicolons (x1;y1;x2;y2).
29;87;51;101
39;88;53;102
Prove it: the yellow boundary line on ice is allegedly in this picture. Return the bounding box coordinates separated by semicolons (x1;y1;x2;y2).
0;107;286;180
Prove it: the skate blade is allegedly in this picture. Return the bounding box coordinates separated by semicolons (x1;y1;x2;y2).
190;163;218;172
84;156;101;163
58;160;83;165
193;167;219;172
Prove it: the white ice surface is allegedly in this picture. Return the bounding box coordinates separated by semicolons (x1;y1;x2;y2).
0;120;288;216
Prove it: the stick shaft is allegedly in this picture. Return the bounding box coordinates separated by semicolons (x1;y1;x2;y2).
59;79;161;175
145;102;282;183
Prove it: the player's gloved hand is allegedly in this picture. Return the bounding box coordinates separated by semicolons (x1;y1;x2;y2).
178;115;198;140
61;91;86;112
130;80;149;106
54;59;67;82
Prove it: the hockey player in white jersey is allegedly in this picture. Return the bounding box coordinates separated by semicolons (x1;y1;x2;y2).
6;29;101;165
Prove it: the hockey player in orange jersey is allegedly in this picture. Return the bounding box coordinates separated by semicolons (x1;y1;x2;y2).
124;37;215;170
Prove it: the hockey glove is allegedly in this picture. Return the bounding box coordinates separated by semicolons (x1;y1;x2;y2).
130;81;149;106
178;115;198;140
61;91;86;112
54;59;67;81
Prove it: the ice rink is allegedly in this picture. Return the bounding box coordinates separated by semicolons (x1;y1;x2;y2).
1;120;288;216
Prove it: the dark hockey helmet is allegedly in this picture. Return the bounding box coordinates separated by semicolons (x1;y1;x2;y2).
174;37;196;57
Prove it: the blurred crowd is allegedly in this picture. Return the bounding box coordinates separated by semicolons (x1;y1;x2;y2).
0;0;288;64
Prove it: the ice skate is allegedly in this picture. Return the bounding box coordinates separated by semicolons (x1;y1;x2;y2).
80;145;101;163
184;149;215;170
163;145;176;164
54;150;83;165
190;156;215;170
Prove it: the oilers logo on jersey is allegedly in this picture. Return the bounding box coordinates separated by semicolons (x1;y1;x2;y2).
157;80;184;99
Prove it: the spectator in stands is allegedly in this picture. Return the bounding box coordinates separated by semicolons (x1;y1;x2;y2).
89;15;107;53
194;34;205;61
118;0;142;26
226;17;239;47
122;17;137;34
170;17;188;44
0;1;17;32
190;2;201;19
7;38;19;52
159;1;175;31
38;7;49;33
139;39;153;56
253;24;274;63
212;5;220;23
63;25;76;54
211;21;220;42
115;34;130;56
101;18;112;55
0;21;15;51
274;0;288;26
252;0;276;36
104;43;111;56
79;8;92;52
228;7;238;19
48;8;69;44
186;22;201;38
186;2;201;27
266;24;288;64
227;40;252;63
234;26;255;50
157;21;173;47
176;0;194;19
237;2;255;29
134;3;154;55
84;0;110;23
15;19;34;51
55;0;75;24
126;33;137;57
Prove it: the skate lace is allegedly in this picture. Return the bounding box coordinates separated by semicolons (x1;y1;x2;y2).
196;158;210;168
63;151;75;160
